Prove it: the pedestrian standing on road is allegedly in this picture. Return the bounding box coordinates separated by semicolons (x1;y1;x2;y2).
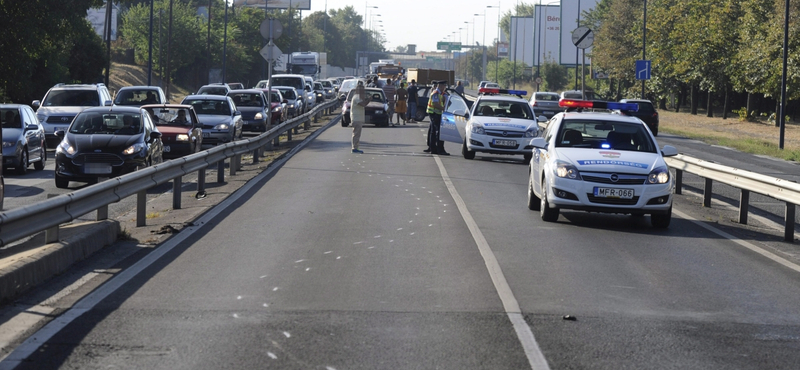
455;80;464;95
406;80;419;122
350;81;370;154
395;82;408;125
382;78;397;127
425;80;449;155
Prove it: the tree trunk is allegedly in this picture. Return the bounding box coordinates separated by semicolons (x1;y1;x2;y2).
722;87;729;120
775;101;781;127
690;84;698;115
746;92;753;120
659;97;667;110
707;91;713;117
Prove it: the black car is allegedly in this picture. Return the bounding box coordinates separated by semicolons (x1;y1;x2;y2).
228;89;269;133
54;106;163;188
414;86;473;122
617;99;660;136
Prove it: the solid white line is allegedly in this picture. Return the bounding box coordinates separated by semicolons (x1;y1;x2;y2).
673;209;800;274
0;117;342;370
433;156;550;370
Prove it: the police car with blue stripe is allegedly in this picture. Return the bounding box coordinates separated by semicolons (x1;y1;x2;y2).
440;88;541;161
526;99;679;228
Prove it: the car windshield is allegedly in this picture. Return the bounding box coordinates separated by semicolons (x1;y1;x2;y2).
340;80;357;91
278;89;296;100
474;100;534;119
555;119;657;153
229;93;263;107
1;109;22;129
185;99;231;115
69;112;143;135
320;80;332;88
42;90;99;107
270;91;282;103
146;107;194;127
198;87;228;95
272;77;303;90
115;89;160;105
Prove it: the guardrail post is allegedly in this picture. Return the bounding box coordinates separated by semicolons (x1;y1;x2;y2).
45;194;59;244
313;111;319;123
739;189;750;225
674;169;683;195
96;177;109;220
217;160;225;183
173;175;182;210
197;166;206;198
252;148;260;164
306;115;312;130
287;128;293;141
273;136;280;147
785;203;796;242
703;178;713;207
230;155;238;176
137;190;147;227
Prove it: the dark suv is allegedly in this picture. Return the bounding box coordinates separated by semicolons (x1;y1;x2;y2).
617;99;659;136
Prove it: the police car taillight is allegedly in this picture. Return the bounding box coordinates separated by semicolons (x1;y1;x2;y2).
479;88;528;96
558;99;639;111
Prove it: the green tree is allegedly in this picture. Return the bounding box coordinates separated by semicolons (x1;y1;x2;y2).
542;60;568;91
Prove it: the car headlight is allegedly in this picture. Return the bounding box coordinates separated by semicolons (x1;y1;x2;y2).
471;123;485;135
555;160;581;180
176;134;190;142
2;141;14;148
524;128;539;138
56;140;75;155
254;112;264;120
647;166;670;184
272;106;282;112
37;113;46;123
123;143;146;155
288;104;294;108
214;123;230;130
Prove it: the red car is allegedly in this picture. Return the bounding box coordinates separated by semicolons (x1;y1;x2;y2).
258;88;288;124
142;104;203;158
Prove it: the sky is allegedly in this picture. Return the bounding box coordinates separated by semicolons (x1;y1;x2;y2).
303;0;533;53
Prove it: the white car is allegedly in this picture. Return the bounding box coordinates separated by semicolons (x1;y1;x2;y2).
526;99;678;228
440;88;541;161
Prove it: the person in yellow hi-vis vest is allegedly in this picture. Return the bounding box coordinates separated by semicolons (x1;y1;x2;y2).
424;80;449;155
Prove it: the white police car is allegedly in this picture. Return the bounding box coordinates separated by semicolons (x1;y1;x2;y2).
440;88;541;161
527;99;678;228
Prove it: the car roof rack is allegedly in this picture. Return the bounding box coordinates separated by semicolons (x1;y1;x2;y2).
559;99;639;113
478;87;527;98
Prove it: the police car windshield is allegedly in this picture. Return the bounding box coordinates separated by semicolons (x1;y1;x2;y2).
474;100;534;120
555;119;657;153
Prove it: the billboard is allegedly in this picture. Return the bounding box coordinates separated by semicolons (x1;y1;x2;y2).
559;0;600;65
232;0;311;10
533;5;562;66
509;17;534;67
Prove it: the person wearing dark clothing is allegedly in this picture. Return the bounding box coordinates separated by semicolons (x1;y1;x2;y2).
406;80;419;122
424;80;449;155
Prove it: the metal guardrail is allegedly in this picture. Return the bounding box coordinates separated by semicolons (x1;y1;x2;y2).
0;100;341;250
666;154;799;242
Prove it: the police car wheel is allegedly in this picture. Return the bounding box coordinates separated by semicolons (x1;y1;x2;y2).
540;180;559;222
523;153;533;163
651;207;672;229
462;140;475;160
527;176;540;211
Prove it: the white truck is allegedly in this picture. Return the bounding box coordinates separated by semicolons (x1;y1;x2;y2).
289;52;326;81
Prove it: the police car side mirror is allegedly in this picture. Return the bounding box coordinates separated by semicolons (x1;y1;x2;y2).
661;145;678;157
529;137;547;149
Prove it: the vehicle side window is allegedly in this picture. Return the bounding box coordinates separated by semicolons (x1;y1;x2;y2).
24;107;38;127
445;95;468;115
543;116;560;143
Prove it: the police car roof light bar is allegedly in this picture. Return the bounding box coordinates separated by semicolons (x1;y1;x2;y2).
558;99;639;112
478;88;528;96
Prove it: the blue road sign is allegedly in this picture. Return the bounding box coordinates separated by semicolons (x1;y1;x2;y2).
636;60;651;80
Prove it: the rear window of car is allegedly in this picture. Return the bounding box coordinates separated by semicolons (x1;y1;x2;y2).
633;102;655;113
535;93;559;101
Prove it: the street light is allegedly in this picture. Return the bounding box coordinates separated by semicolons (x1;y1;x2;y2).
361;4;378;75
487;4;500;82
473;13;485;83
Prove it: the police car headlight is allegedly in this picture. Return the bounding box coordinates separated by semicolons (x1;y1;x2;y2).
647;166;670;184
555;160;581;180
471;123;485;135
524;128;539;138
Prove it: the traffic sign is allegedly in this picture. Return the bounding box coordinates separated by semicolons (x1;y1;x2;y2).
571;26;594;49
260;41;282;62
436;42;462;51
636;60;651;80
426;56;442;62
260;19;282;40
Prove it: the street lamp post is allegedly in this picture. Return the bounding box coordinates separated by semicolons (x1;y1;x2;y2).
464;20;473;84
487;4;500;82
474;13;485;82
361;4;378;75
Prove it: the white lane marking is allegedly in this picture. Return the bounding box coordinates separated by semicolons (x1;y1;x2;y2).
237;296;243;300
267;352;278;360
397;228;403;231
283;331;291;338
433;156;550;370
324;251;333;254
295;259;306;263
673;209;800;274
273;287;280;291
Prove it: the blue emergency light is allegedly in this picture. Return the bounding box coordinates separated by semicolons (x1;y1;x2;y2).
559;99;639;111
478;88;528;96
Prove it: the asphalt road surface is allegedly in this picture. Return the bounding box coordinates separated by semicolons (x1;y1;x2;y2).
2;121;800;369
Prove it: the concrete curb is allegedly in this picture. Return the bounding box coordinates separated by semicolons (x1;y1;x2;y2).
0;220;119;304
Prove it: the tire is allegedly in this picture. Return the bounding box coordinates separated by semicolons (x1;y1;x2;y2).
651;207;672;228
55;174;69;189
34;146;46;171
523;153;533;163
415;110;426;122
15;149;28;175
527;174;540;210
652;127;658;136
540;179;559;222
462;139;475;160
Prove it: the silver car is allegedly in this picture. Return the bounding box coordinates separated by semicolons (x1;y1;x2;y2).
181;95;243;146
2;104;46;175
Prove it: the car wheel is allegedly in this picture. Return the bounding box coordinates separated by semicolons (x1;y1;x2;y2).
34;146;46;171
462;139;475;160
415;110;426;122
527;174;540;211
523;153;533;163
651;207;672;228
16;149;28;175
55;174;69;189
540;179;559;222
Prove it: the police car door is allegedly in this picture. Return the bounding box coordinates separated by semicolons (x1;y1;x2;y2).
440;93;469;144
